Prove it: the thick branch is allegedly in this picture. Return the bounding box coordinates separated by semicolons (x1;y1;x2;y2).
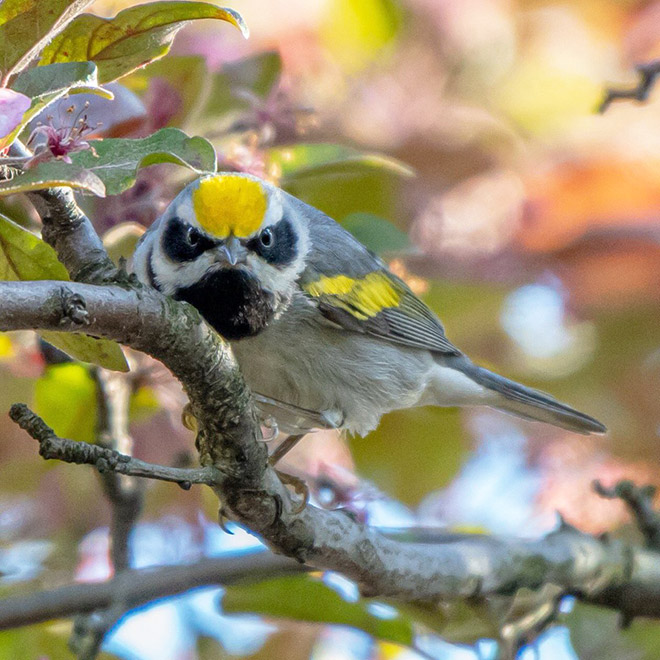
599;59;660;112
30;187;119;283
8;141;117;284
0;553;304;631
4;279;660;619
0;279;262;479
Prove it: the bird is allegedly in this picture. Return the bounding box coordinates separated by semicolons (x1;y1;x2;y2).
132;171;606;463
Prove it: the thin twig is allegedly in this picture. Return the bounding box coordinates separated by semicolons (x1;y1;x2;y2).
7;395;660;622
9;403;223;489
599;59;660;113
594;480;660;551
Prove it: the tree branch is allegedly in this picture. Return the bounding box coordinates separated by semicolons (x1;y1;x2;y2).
3;280;660;621
594;480;660;552
1;178;660;638
92;366;143;572
71;366;143;660
599;59;660;112
0;552;305;631
8;141;118;284
9;403;222;488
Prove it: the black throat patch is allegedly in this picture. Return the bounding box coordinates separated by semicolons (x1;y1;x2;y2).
174;268;276;340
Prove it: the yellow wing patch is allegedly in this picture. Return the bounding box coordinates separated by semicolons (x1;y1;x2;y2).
192;175;267;238
304;272;401;320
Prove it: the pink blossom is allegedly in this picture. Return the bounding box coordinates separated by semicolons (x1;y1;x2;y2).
0;88;31;139
26;102;97;167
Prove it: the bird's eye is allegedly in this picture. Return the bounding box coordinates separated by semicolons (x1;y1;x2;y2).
259;227;274;248
186;226;201;247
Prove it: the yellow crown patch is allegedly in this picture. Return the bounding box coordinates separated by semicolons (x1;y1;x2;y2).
192;175;267;238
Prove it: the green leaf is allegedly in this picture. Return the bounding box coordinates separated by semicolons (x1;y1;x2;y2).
228;51;282;99
342;212;410;254
272;143;413;179
0;162;106;197
0;0;94;84
268;143;413;224
565;604;650;660
2;61;113;149
0;214;128;371
1;128;214;198
68;127;217;195
320;0;402;73
352;407;467;506
11;61;110;100
397;600;500;645
34;363;96;443
0;622;119;660
38;330;129;373
224;575;414;646
39;2;248;84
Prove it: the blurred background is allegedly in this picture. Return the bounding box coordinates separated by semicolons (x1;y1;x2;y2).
0;0;659;658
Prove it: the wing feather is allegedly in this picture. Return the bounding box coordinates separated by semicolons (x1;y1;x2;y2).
287;191;461;356
302;271;461;355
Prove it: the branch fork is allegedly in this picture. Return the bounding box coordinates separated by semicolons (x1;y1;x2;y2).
2;179;660;654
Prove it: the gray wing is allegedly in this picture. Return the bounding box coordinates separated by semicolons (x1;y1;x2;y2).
288;195;461;356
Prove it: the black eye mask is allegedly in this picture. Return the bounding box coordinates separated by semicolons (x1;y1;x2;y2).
162;217;217;262
246;218;298;268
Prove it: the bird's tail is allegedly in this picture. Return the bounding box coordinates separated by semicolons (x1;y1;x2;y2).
451;359;606;435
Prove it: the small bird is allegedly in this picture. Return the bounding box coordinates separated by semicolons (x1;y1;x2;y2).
133;172;606;456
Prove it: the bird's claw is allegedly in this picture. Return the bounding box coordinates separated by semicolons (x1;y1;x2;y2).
218;506;234;534
260;416;279;441
271;466;309;515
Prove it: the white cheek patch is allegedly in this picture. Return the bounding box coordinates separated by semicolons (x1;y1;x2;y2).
150;246;216;296
245;254;295;297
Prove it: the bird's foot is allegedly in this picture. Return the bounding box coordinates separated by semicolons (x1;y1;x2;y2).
260;415;279;441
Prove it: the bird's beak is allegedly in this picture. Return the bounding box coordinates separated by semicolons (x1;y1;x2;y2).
214;236;246;266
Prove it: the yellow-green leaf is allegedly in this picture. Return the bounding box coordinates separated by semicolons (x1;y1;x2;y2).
224;575;414;646
268;143;413;224
68;127;217;195
0;162;106;198
39;2;248;84
102;222;145;264
34;363;96;443
0;0;94;85
0;214;128;371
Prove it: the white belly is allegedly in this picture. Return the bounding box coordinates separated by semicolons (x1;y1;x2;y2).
230;296;492;435
231;300;435;435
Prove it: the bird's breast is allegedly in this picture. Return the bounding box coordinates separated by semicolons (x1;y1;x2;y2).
173;268;276;340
